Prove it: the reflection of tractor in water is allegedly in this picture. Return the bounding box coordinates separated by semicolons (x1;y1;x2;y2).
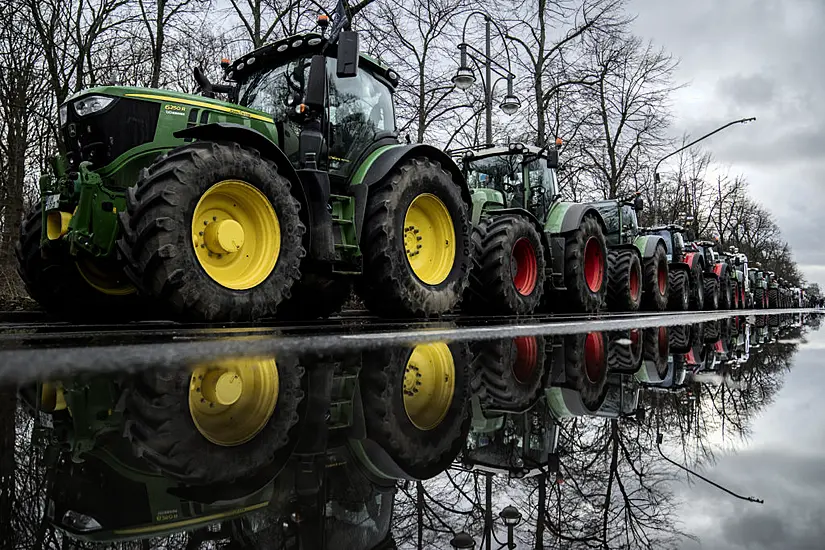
23;339;471;541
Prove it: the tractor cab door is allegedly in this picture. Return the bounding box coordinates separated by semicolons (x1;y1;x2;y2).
524;157;555;221
326;61;395;181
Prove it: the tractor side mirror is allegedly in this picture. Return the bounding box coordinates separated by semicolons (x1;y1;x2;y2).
735;257;742;266
633;195;644;213
304;55;327;110
336;30;360;78
546;148;559;169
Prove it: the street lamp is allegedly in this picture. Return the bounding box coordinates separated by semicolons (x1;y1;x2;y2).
453;11;521;145
498;505;522;549
450;531;477;549
651;117;756;224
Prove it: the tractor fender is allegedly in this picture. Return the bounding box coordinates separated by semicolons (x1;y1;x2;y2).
611;242;642;259
669;261;691;274
713;262;727;279
546;202;606;235
634;234;667;259
348;143;469;242
683;251;700;270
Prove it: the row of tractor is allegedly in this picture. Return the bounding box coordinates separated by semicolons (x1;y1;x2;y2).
15;21;809;323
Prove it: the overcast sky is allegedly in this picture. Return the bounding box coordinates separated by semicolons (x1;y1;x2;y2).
671;323;825;549
627;0;825;289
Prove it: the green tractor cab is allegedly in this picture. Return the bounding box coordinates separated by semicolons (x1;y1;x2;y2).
19;23;472;322
454;142;608;314
591;195;669;311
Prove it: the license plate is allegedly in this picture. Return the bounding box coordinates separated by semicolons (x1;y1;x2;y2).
44;194;60;211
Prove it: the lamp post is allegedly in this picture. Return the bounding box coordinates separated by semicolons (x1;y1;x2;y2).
452;12;520;146
651;117;756;224
498;505;523;549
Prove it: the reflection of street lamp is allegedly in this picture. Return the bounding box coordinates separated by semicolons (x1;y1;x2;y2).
453;12;521;145
498;505;522;549
450;531;477;549
651;117;756;224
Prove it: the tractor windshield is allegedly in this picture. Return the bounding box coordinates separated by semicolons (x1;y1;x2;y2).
239;58;310;121
466;154;551;213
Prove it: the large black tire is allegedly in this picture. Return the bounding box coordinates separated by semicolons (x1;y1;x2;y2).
733;281;741;309
561;215;607;312
754;288;764;309
703;277;720;310
563;332;608;408
643;326;670;380
668;270;689;311
642;244;669;311
606;330;643;373
276;272;352;320
768;288;779;309
16;203;144;321
689;262;705;311
124;357;305;485
360;342;471;479
118;142;305;322
668;325;691;354
719;276;732;310
471;336;546;412
359;158;471;317
466;215;546;315
606;249;642;312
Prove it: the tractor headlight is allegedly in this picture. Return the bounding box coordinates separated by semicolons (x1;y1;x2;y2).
59;104;68;127
62;510;102;532
73;95;114;117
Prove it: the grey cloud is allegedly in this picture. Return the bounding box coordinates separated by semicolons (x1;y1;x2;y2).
716;74;777;108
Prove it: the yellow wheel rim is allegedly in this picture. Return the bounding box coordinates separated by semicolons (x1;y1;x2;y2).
75;259;137;296
402;342;455;430
403;193;456;285
188;357;279;446
191;180;280;290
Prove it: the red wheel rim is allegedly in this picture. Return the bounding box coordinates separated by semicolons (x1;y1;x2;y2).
629;263;640;301
657;264;667;294
512;238;538;296
512;336;538;384
584;332;605;383
658;326;668;357
583;237;604;292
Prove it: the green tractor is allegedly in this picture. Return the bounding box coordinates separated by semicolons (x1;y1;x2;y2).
639;224;692;311
749;262;768;309
591;194;670;311
455;143;608;314
17;20;472;322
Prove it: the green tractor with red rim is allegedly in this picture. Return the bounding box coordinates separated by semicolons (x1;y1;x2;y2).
17;16;473;322
454;142;608;314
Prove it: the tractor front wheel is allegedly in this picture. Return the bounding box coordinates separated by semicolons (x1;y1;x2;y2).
562;215;607;312
642;244;669;311
119;142;305;322
719;277;732;309
606;250;642;311
754;288;765;309
564;332;608;408
668;270;689;311
703;277;720;310
768;288;779;309
471;336;546;412
16;203;143;321
689;263;705;311
360;158;471;317
467;215;545;315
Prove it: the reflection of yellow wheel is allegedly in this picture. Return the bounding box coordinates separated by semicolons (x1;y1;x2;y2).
75;258;137;296
188;357;279;446
403;194;456;285
191;180;280;290
402;342;455;430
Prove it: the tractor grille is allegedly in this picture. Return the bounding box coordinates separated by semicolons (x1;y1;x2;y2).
64;97;160;172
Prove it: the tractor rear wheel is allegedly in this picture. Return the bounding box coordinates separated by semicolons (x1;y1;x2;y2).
754;288;765;309
16;203;143;321
643;326;670;380
562;215;607;312
689;262;705;311
703;277;720;310
118;142;305;322
733;281;741;309
564;332;608;408
125;356;304;485
668;270;689;311
719;277;732;309
467;215;545;314
606;249;642;311
360;157;471;317
642;244;669;311
768;288;779;308
471;336;546;412
668;325;691;354
606;330;643;373
360;342;471;479
276;272;352;320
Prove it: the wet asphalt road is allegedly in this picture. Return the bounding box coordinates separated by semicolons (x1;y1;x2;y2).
0;308;818;384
